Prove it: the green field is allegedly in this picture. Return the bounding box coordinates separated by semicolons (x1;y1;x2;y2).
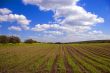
0;43;110;73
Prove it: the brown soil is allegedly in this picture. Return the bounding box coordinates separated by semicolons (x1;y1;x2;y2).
50;54;59;73
61;46;73;73
66;46;89;73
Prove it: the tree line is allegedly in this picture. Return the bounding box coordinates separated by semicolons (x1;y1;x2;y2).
1;35;110;44
0;35;38;44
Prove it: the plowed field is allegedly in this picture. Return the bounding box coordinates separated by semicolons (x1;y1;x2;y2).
0;43;110;73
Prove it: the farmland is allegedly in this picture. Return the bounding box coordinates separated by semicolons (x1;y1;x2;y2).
0;43;110;73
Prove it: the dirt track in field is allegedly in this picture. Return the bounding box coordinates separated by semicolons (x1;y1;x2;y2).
62;46;73;73
50;54;59;73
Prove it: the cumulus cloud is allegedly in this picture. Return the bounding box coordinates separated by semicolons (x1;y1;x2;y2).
22;0;107;42
0;8;31;30
8;26;22;31
0;14;31;25
23;0;79;10
31;23;93;35
31;24;61;31
88;30;103;35
23;0;104;26
0;8;12;15
44;30;63;35
23;0;104;32
21;25;30;30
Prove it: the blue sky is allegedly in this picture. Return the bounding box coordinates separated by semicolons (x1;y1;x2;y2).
0;0;110;42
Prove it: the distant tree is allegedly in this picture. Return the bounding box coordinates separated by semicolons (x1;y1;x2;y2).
0;35;9;43
55;42;62;44
24;39;37;43
8;36;21;43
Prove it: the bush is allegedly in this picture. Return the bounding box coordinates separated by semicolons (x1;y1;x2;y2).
55;42;62;44
8;36;21;43
24;39;37;43
0;35;9;43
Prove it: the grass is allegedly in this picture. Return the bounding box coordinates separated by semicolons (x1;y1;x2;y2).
0;43;110;73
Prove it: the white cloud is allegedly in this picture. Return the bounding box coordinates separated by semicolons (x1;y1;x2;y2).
21;0;108;42
23;0;104;27
44;30;63;35
23;0;79;10
88;30;103;35
31;24;50;31
54;5;104;29
24;0;104;32
31;23;92;34
0;8;12;15
8;26;22;31
0;8;31;30
21;25;30;30
0;14;31;25
31;24;61;31
29;32;110;43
